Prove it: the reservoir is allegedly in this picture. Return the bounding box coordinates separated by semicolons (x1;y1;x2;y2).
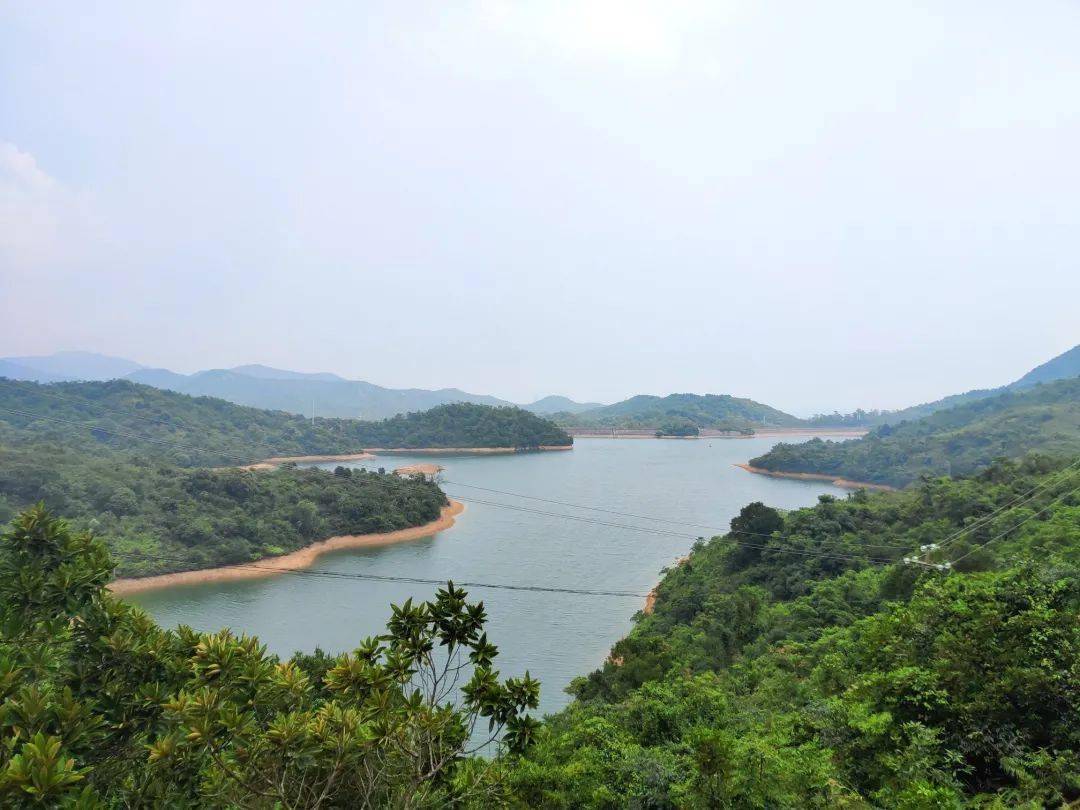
131;436;848;718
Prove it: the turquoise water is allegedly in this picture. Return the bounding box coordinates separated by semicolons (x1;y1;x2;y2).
131;437;847;717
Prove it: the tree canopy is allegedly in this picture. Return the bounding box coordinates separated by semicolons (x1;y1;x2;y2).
0;506;539;807
750;377;1080;486
0;379;571;467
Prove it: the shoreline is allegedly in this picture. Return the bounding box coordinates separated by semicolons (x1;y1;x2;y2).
736;464;896;492
642;556;689;615
570;429;867;440
364;445;573;456
242;446;574;469
238;451;376;471
110;501;465;596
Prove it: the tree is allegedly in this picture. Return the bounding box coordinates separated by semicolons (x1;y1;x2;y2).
0;505;539;807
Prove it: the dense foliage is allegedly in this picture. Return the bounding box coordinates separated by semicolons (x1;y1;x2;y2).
347;403;572;450
0;445;447;577
654;418;700;438
750;377;1080;486
556;393;800;431
806;343;1078;428
509;456;1080;807
0;506;539;807
0;379;571;466
126;365;515;420
2;454;1079;806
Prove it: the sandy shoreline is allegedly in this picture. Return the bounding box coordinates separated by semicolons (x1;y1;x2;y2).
736;464;895;492
239;446;574;470
237;451;376;471
571;429;868;440
110;501;465;596
365;445;573;456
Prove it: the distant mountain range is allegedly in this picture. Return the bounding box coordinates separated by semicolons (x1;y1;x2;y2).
0;352;602;420
4;342;1075;428
524;395;605;415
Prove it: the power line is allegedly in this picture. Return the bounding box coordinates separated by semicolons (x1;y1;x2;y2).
111;550;651;599
3;402;912;554
443;483;913;552
1;406;914;567
948;478;1080;566
935;458;1080;549
443;479;731;533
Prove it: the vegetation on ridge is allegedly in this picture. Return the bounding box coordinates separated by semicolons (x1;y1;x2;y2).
510;456;1080;807
0;506;539;806
749;377;1080;487
0;446;447;577
0;379;572;466
555;392;801;432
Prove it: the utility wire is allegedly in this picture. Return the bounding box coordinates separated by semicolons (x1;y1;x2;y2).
3;403;913;554
935;458;1080;549
3;402;1002;566
948;478;1080;566
443;484;913;552
110;550;651;598
442;479;731;533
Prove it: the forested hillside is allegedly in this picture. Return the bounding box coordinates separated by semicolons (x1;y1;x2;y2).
0;506;539;806
0;379;571;465
0;445;446;576
558;393;801;431
749;377;1080;487
510;456;1080;807
126;365;516;420
6;457;1078;805
0;380;566;575
807;342;1080;428
1011;342;1080;388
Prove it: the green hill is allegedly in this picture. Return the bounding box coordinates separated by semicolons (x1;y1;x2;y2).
808;342;1080;428
1011;342;1080;389
9;457;1080;805
559;392;801;431
749;377;1080;486
0;445;447;577
0;380;568;575
512;457;1080;806
0;379;571;466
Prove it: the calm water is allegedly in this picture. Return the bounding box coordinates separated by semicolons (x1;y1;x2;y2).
131;437;847;717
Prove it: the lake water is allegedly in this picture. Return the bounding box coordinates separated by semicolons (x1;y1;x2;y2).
131;436;848;717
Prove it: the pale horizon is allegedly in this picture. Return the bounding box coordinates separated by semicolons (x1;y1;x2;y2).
3;2;1079;414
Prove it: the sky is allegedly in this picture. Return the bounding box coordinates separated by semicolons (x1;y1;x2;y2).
1;1;1078;415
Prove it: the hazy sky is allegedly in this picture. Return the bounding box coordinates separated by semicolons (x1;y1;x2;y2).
2;2;1078;415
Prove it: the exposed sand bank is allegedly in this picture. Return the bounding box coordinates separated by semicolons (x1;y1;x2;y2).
236;452;376;471
736;464;895;492
393;463;443;477
642;556;689;615
366;445;573;456
570;428;868;440
110;501;465;596
238;446;573;471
